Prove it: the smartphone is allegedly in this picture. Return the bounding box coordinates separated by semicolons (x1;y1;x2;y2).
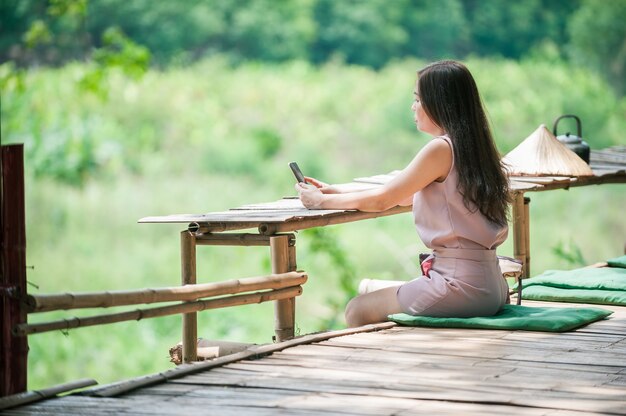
288;162;306;183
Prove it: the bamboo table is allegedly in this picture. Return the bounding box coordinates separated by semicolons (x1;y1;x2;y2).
139;147;626;363
139;181;410;363
508;147;626;279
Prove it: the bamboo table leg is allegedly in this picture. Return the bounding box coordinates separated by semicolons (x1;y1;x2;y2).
524;196;531;278
270;235;296;342
512;192;529;279
180;230;197;363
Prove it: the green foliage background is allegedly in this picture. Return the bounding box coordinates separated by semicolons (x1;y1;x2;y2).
3;0;626;93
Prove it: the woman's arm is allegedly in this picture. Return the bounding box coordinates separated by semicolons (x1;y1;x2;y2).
297;138;452;212
304;176;370;195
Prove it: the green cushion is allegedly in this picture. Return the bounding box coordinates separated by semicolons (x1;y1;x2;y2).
517;266;626;306
607;255;626;269
521;267;626;291
388;304;612;332
521;286;626;306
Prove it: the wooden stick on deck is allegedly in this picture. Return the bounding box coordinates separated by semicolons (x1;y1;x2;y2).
271;235;296;342
85;320;396;397
180;231;197;363
0;378;97;410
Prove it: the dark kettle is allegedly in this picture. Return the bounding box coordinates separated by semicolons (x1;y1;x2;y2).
552;114;590;164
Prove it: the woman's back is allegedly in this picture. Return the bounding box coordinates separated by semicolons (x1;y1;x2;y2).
412;136;508;250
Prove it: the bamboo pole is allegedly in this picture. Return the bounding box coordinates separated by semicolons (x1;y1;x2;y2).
0;378;97;410
194;233;270;246
1;144;28;397
188;222;261;233
169;339;255;365
26;271;307;313
288;243;297;272
14;286;303;336
180;230;197;363
258;205;412;235
271;235;296;342
194;233;294;247
524;172;625;192
524;197;531;278
512;192;527;279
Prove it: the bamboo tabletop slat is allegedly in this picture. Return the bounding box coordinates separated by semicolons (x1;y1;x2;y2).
138;147;625;228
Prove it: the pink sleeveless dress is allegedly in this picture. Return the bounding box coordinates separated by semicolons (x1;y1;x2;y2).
396;136;509;317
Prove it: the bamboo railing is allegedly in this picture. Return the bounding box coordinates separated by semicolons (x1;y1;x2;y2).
1;270;306;409
15;272;307;336
25;271;307;313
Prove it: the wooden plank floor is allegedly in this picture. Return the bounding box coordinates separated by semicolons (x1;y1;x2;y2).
6;301;626;415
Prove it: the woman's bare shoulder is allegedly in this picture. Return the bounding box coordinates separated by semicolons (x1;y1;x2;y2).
421;136;452;157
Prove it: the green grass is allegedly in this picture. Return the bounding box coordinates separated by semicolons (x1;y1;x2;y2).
3;56;624;390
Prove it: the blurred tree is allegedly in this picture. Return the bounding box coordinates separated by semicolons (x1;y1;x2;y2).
0;0;40;64
86;0;227;65
79;26;151;98
461;0;580;58
567;0;626;96
311;0;408;68
2;0;612;81
86;0;316;65
225;0;316;63
0;0;151;186
1;0;89;66
399;0;467;59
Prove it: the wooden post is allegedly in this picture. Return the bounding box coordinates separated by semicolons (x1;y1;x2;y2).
270;235;296;342
512;192;528;279
180;230;197;363
1;144;28;396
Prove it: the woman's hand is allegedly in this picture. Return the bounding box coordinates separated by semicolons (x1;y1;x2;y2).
296;182;325;209
304;176;340;194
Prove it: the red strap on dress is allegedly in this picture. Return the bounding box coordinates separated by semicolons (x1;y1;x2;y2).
420;257;434;277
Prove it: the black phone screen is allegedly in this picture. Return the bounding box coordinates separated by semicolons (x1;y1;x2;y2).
289;162;306;183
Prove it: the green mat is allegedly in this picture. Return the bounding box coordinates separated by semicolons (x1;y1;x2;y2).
521;286;626;305
607;255;626;268
519;266;626;306
388;304;612;332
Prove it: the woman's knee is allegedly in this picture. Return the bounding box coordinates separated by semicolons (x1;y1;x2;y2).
345;296;374;327
345;286;404;327
344;297;362;327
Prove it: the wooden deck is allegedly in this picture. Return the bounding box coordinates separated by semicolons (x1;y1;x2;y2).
5;300;626;415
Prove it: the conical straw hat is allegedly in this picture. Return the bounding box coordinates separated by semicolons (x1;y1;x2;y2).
502;124;594;176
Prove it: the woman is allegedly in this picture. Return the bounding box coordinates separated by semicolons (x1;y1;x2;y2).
296;60;511;327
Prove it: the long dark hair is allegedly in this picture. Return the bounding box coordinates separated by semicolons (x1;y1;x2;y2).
418;60;510;226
